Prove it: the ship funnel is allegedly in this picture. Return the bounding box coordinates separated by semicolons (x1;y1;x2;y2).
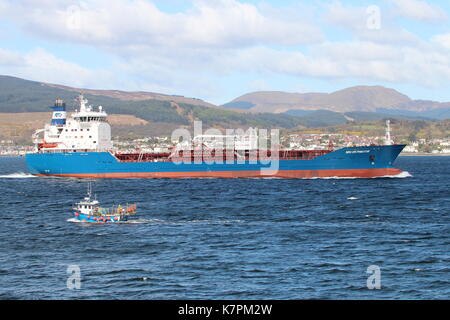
50;98;66;126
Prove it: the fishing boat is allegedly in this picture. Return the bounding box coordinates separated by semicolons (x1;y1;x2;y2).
73;184;137;223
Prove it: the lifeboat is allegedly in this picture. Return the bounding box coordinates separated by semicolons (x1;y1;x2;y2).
38;140;58;148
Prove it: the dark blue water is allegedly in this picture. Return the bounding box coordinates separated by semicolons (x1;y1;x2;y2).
0;156;448;299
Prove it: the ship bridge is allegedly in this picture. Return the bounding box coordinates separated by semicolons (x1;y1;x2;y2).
32;94;113;153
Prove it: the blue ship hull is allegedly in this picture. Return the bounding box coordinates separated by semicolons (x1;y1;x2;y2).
26;145;405;178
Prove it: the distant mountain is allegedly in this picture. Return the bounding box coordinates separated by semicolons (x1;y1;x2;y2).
0;75;309;132
283;109;433;128
223;86;450;119
0;75;217;110
43;82;218;109
220;101;255;110
375;107;450;120
2;75;448;143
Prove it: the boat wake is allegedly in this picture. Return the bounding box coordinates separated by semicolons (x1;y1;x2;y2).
301;171;413;180
67;218;148;224
378;171;413;179
0;172;35;179
67;218;243;225
306;176;358;180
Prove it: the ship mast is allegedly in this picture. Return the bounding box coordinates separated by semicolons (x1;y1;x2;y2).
385;120;393;145
86;182;92;201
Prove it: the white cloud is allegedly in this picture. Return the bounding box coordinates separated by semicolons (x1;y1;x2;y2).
431;33;450;50
324;1;368;30
390;0;447;22
1;0;450;103
0;47;113;88
0;46;221;100
213;42;450;86
324;1;422;45
0;49;24;66
3;0;322;49
113;55;220;98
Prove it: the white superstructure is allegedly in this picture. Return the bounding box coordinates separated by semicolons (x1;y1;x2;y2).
33;94;113;152
74;183;100;216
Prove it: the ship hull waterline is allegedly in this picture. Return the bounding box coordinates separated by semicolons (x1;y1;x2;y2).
36;168;402;179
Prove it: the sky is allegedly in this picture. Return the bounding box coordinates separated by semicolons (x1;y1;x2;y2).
0;0;450;105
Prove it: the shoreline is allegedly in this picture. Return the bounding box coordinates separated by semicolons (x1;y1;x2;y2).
400;153;450;157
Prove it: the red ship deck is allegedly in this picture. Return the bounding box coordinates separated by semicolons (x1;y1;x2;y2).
114;149;333;163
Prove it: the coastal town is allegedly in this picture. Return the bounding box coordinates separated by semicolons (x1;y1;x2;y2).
2;133;450;156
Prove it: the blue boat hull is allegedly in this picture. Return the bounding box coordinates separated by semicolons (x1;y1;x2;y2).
74;212;128;223
26;145;406;178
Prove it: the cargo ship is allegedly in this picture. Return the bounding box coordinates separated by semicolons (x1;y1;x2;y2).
25;95;406;178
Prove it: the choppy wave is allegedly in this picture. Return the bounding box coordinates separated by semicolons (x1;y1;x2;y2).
0;172;35;178
3;156;448;300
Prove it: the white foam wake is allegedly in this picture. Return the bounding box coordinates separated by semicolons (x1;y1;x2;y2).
300;171;413;180
0;172;35;178
67;218;243;225
305;176;359;180
378;171;413;179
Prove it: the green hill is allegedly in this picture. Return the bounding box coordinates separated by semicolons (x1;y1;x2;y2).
0;75;307;130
